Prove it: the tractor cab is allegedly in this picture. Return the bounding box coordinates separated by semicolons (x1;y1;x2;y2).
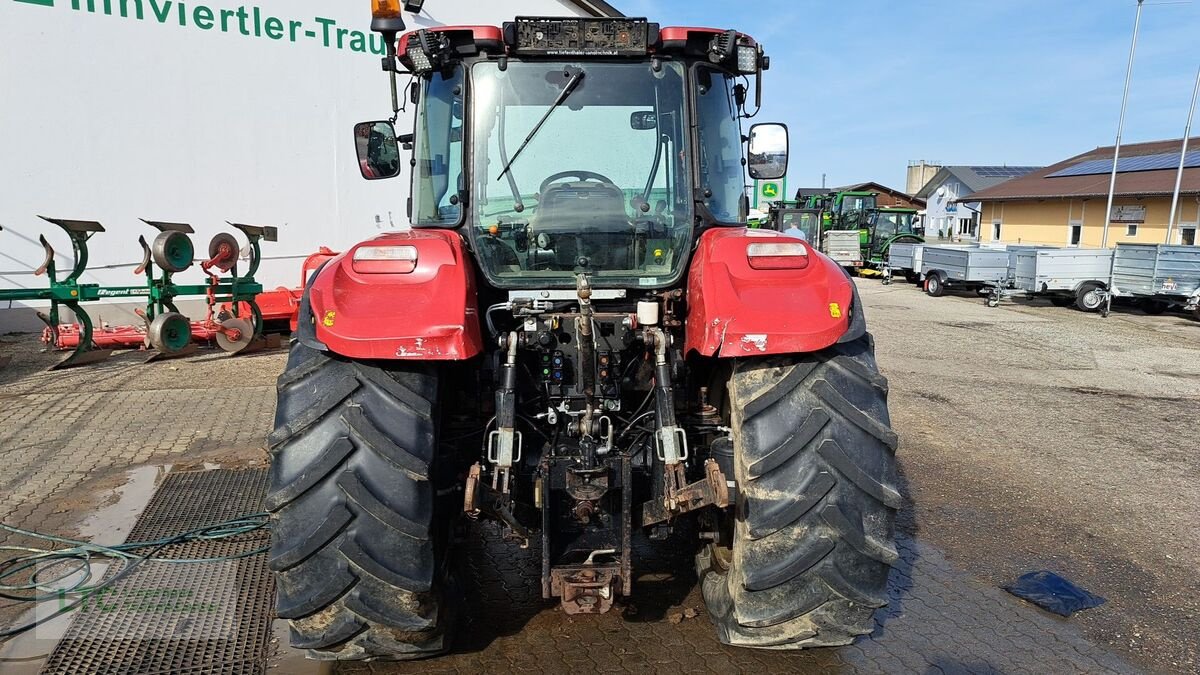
864;206;923;265
834;190;878;231
768;203;823;242
355;18;786;291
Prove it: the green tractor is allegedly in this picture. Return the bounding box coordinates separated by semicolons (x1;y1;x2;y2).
802;190;877;232
860;206;923;277
764;201;822;241
800;190;923;275
801;190;877;271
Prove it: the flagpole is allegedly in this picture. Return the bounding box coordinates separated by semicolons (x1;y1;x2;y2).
1166;65;1200;244
1102;0;1145;248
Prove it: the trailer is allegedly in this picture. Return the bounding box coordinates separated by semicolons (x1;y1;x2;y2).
1108;243;1200;318
882;241;924;284
920;245;1010;297
984;247;1113;309
822;230;863;269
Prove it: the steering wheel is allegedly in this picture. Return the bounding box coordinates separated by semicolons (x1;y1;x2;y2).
538;170;617;195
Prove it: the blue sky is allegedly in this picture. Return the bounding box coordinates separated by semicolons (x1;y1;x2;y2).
622;0;1200;191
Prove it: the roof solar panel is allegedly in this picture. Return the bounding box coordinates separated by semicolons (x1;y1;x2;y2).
1048;150;1200;178
972;166;1039;178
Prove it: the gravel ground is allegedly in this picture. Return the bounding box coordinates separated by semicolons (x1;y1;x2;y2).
863;279;1200;672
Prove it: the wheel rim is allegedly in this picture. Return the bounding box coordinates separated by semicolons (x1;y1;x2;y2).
152;231;194;273
207;233;240;272
1084;289;1103;309
150;312;191;353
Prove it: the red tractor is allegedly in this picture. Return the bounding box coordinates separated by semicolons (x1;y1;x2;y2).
268;3;898;660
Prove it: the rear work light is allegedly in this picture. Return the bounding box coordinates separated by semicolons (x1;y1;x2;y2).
352;245;418;273
736;44;759;73
746;241;810;270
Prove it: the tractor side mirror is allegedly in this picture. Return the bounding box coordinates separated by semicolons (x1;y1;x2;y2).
747;122;788;180
630;111;657;130
354;120;402;180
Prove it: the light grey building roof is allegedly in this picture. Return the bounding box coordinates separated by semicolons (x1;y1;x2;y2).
914;166;1042;198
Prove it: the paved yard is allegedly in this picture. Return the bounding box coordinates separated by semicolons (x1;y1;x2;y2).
0;279;1196;673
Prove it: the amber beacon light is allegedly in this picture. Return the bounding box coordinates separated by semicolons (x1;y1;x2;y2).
371;0;405;35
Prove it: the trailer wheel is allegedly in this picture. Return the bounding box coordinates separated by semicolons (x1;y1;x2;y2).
698;335;899;649
1075;282;1105;312
925;273;945;297
267;341;455;660
985;295;1000;308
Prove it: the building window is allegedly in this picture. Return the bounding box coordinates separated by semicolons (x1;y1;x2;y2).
992;221;1002;241
958;218;976;236
1125;224;1138;237
1069;223;1082;246
1183;226;1197;246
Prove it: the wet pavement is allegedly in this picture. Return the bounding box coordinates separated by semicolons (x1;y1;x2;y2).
333;522;1136;675
2;280;1196;673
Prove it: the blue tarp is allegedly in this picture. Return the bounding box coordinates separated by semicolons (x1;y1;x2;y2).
1003;571;1106;617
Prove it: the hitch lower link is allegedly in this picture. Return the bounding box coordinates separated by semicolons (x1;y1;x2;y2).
640;327;731;527
463;331;533;545
488;331;523;494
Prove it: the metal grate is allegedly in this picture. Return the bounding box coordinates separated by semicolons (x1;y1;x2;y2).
40;469;273;675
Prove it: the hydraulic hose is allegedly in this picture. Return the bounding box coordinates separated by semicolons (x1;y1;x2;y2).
0;514;269;638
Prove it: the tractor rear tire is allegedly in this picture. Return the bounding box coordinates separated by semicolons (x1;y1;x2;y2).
266;341;454;660
698;334;899;649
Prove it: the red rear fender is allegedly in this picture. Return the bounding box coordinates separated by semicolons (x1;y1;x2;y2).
684;228;853;357
307;230;483;360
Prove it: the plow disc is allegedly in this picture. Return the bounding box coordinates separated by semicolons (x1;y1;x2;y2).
215;317;255;353
151;230;195;273
148;312;194;354
206;233;240;272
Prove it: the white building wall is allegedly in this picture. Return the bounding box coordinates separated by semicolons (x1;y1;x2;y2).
923;177;980;241
0;0;594;329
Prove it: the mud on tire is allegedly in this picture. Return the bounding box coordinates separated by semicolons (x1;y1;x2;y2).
698;334;899;649
266;341;454;660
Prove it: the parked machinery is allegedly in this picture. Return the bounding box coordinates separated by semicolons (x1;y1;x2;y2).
266;8;899;661
800;192;922;275
866;207;924;276
982;247;1113;310
1106;243;1200;319
920;245;1010;299
764;201;823;242
0;216;275;368
801;190;875;271
882;241;925;285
